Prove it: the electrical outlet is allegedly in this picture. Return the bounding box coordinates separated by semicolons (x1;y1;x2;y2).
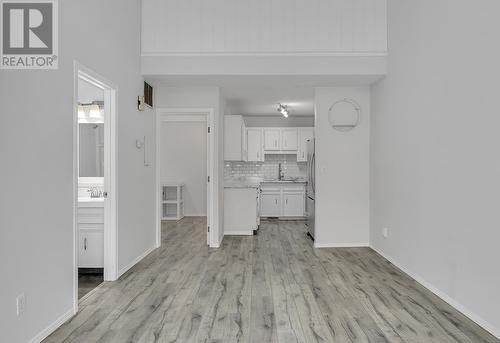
16;293;26;316
382;227;389;238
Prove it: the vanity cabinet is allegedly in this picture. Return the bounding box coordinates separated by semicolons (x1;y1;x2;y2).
79;228;104;267
78;205;104;268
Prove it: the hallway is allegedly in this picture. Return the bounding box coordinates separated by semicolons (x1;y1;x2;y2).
45;218;498;342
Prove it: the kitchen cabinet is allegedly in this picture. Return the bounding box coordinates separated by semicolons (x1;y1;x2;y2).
247;128;264;161
224;115;246;161
224;187;260;235
264;128;280;151
281;128;298;151
260;192;281;217
283;192;305;217
260;183;305;218
297;128;314;162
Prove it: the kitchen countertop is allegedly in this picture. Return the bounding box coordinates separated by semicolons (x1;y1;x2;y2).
224;178;307;188
261;179;307;184
78;197;105;207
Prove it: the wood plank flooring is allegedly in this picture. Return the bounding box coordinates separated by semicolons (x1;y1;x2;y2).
45;217;499;343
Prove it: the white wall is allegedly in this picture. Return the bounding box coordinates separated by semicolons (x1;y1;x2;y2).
155;86;224;246
314;87;370;247
161;122;207;216
370;0;500;338
0;1;156;342
142;0;387;55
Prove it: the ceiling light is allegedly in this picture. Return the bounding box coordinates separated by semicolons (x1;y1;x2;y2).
89;104;101;118
277;103;289;118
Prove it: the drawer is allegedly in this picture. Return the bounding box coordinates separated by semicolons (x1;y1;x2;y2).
282;185;305;193
78;207;104;224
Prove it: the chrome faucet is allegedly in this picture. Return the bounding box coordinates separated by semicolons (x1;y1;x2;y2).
278;163;285;181
88;187;102;198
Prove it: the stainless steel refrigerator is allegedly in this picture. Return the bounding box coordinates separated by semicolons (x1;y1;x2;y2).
306;138;315;240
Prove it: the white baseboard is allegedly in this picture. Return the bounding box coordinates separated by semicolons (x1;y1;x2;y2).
224;230;254;236
370;245;500;340
314;242;369;248
118;245;156;278
29;307;74;343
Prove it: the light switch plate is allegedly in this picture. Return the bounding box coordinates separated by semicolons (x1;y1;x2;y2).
16;293;26;316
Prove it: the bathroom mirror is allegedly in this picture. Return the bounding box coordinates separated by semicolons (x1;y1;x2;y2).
79;123;104;177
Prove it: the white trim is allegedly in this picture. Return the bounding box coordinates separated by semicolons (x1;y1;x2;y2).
28;308;74;343
155;108;217;248
141;51;388;57
371;246;500;340
224;230;254;236
184;213;207;217
314;242;370;248
118;245;156;277
73;61;119;316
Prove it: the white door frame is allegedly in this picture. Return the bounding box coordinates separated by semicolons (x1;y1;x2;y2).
155;108;216;247
73;61;118;313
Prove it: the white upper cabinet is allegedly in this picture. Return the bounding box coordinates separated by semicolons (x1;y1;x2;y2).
142;0;387;55
264;129;281;151
297;128;314;162
247;128;264;162
224;115;243;161
281;129;298;151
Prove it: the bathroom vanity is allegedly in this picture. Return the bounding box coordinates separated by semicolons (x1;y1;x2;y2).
78;197;104;268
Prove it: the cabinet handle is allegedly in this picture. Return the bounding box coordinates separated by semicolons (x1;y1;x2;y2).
286;198;288;204
275;199;278;205
84;238;87;251
302;152;304;158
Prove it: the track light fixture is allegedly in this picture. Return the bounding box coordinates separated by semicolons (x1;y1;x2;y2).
277;103;289;118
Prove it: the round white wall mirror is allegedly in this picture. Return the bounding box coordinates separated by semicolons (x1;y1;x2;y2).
328;98;361;132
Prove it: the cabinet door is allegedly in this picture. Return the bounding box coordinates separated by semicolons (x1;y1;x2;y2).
297;128;314;162
264;129;281;150
260;193;281;217
247;129;263;161
79;229;104;267
283;193;305;217
224;115;243;161
281;128;298;151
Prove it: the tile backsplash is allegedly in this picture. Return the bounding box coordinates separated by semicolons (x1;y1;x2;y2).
225;155;307;180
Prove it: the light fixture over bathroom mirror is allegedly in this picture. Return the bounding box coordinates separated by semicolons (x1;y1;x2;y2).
79;123;104;177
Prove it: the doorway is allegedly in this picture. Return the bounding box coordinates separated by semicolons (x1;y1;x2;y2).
155;109;216;247
73;62;117;311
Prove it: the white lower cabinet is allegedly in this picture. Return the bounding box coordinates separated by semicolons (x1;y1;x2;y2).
260;183;305;218
283;193;305;217
79;229;104;267
260;193;281;217
78;205;104;268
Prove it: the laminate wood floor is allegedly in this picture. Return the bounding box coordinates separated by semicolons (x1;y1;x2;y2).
45;217;498;343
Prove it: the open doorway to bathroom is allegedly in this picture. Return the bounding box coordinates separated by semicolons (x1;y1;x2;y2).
73;63;117;310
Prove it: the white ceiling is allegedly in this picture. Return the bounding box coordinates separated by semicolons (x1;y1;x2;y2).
147;75;383;116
